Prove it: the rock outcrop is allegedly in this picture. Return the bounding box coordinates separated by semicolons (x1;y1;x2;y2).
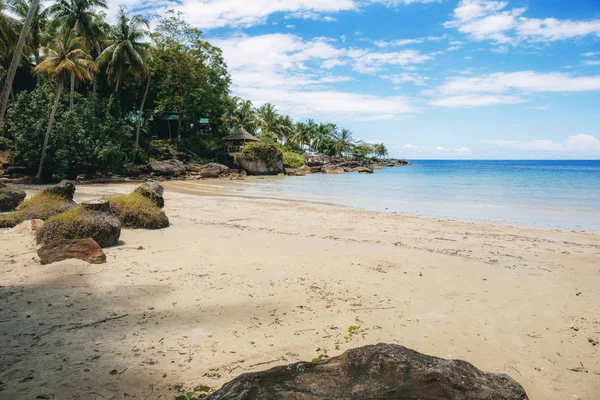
147;159;186;177
38;238;106;265
0;182;26;211
354;166;373;173
134;182;165;208
12;219;45;235
238;158;284;175
36;201;121;248
42;179;76;200
206;343;528;400
321;164;344;174
303;153;333;167
200;163;231;178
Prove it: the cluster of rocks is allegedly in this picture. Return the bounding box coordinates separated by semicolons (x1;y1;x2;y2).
2;180;168;265
206;343;528;400
284;153;409;177
0;182;26;211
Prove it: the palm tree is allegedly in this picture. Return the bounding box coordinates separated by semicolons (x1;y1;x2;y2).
257;102;280;141
373;143;388;159
32;30;96;179
46;0;107;108
0;0;41;129
224;99;257;134
10;0;47;67
290;121;311;150
97;8;149;92
336;128;353;157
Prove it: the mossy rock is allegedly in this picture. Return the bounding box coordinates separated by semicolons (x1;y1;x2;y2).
108;192;169;229
0;183;26;212
36;205;121;248
0;192;75;228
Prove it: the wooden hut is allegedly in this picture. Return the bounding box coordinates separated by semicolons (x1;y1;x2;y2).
222;128;259;155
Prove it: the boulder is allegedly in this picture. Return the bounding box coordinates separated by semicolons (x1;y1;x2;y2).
284;168;297;176
372;163;384;169
36;201;121;248
0;182;26;211
321;164;345;174
147;159;186;177
42;179;76;200
298;165;312;174
354;166;373;174
200;163;231;178
339;160;360;168
12;219;45;235
207;344;528;400
134;182;165;208
303;153;333;167
38;238;106;265
238;158;284;176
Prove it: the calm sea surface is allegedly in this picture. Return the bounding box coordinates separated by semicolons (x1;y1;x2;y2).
235;160;600;230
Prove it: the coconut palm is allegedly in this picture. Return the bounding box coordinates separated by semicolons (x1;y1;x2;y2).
335;128;353;157
257;102;280;141
32;29;97;179
97;8;149;92
46;0;107;108
290;121;311;150
0;0;17;57
10;0;47;66
373;143;388;159
0;0;40;129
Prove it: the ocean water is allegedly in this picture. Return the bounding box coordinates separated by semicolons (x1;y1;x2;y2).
234;160;600;230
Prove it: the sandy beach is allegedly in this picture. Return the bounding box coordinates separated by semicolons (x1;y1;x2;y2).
1;180;599;399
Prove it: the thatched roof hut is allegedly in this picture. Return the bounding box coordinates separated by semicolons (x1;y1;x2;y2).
222;128;259;154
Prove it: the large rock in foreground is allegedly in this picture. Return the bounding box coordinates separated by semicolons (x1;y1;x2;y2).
206;343;528;400
134;182;165;208
0;182;26;211
38;238;106;265
36;202;121;248
147;159;186;177
42;179;76;200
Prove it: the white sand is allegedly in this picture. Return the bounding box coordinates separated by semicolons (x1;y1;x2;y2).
1;180;599;399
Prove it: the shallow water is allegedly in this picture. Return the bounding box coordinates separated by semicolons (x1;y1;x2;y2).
235;160;600;230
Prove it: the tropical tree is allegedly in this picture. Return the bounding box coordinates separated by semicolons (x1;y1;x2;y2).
97;8;149;92
290;121;311;150
257;102;280;141
0;0;41;129
32;29;96;179
373;143;388;159
10;0;47;67
335;128;353;157
46;0;107;108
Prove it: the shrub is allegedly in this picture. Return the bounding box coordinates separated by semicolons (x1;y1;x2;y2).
282;152;306;168
0;192;75;228
107;193;169;229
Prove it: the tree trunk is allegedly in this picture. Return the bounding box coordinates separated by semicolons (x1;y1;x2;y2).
132;75;150;162
92;73;97;93
69;71;75;109
10;88;15;103
36;81;63;180
0;0;40;129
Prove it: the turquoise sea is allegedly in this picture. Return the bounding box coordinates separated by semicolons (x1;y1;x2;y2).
237;160;600;230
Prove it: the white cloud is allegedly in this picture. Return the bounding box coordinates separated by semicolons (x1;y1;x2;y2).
454;146;472;154
430;94;525;107
582;51;600;57
427;71;600;107
380;72;429;86
374;35;446;47
211;33;418;120
482;134;600;155
444;0;600;45
351;49;433;73
435;146;445;151
583;60;600;66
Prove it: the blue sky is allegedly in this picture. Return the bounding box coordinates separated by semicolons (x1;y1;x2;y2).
121;0;600;159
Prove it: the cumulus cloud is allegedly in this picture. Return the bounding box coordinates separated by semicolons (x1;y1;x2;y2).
444;0;600;45
482;134;600;155
428;71;600;107
211;33;419;120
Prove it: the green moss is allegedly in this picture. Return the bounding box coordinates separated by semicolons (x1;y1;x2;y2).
0;192;74;228
282;152;306;168
107;192;169;229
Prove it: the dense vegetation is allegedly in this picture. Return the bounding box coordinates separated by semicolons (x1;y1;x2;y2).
0;1;391;181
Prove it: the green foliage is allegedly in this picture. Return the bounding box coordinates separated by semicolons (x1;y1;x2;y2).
0;192;74;228
5;83;132;180
107;192;169;229
238;142;283;166
175;385;211;400
282;152;306;168
344;325;361;341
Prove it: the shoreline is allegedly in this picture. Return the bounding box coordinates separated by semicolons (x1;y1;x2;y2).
1;182;599;399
